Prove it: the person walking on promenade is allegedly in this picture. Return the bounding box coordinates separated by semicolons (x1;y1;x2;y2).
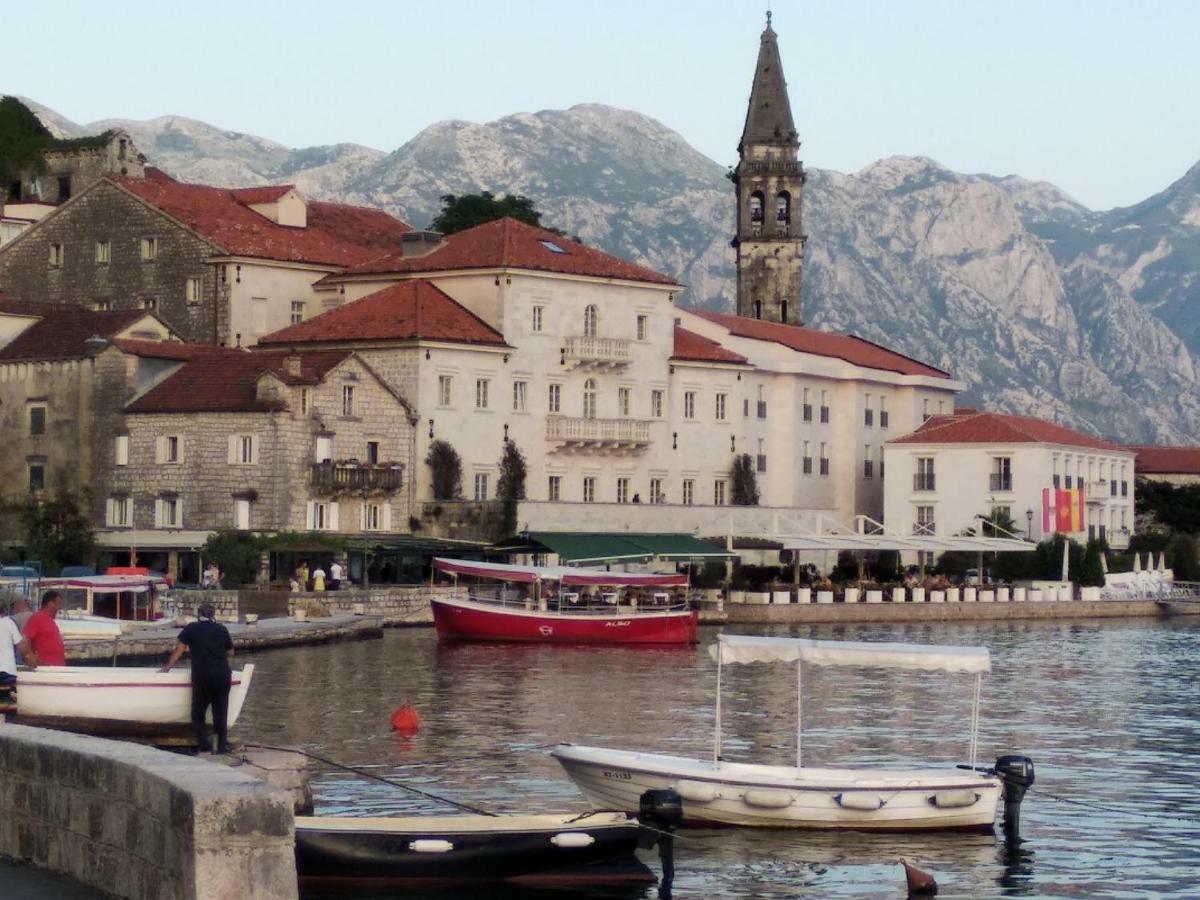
160;602;234;754
22;591;65;668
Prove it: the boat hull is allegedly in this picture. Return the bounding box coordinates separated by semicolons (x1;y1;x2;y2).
552;744;1001;831
295;812;655;886
15;665;255;728
432;596;698;644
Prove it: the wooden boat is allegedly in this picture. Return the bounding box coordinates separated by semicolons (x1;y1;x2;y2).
294;811;655;888
431;558;698;645
38;574;167;622
553;635;1034;831
13;664;255;738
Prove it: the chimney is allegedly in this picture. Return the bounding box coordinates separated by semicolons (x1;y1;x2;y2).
400;230;443;258
282;355;303;377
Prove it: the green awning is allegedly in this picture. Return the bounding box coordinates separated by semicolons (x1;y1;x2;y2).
524;532;732;565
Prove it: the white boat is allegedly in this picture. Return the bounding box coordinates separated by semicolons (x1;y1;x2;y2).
39;574;168;622
553;635;1034;831
14;664;255;734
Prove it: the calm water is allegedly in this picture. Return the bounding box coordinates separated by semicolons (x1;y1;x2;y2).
236;619;1200;899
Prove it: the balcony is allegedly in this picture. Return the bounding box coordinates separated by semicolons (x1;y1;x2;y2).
1085;480;1111;503
311;460;404;495
545;415;650;454
989;473;1013;492
562;336;631;368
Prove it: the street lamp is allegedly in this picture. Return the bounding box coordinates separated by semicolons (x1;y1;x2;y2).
1025;508;1034;540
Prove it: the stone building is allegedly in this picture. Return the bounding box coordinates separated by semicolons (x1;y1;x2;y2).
0;168;411;347
5;129;146;207
732;13;806;325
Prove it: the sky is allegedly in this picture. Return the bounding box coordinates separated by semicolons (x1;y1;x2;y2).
5;0;1199;211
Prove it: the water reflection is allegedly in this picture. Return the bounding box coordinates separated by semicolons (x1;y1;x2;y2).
236;619;1200;898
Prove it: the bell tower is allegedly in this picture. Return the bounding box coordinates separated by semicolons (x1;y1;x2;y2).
732;12;806;325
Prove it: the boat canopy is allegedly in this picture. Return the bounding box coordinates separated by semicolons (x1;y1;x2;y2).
432;558;688;587
710;634;991;674
39;575;166;595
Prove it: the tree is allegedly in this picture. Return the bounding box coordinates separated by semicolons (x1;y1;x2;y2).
495;439;527;539
426;440;463;500
1167;533;1200;582
730;454;760;506
1078;540;1106;587
429;191;560;236
200;529;263;587
18;491;94;575
0;97;52;188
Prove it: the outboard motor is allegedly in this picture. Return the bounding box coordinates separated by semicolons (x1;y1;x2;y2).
994;755;1035;839
638;788;683;896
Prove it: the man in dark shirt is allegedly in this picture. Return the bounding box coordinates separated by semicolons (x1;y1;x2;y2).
161;602;234;753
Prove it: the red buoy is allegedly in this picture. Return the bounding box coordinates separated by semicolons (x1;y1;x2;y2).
900;858;938;896
390;703;421;734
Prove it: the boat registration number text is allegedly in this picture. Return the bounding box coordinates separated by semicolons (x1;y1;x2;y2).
602;770;633;781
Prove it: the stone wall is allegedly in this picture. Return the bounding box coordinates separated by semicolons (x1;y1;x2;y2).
170;586;442;626
0;723;297;900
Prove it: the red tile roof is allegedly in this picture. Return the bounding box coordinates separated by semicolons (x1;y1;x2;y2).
256;280;507;348
671;325;748;364
229;185;295;204
0;308;153;362
690;310;951;378
343;217;679;286
889;412;1128;451
110;338;233;361
1130;445;1200;475
111;170;411;266
126;350;351;414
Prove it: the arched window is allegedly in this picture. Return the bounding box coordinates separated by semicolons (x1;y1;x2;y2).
749;192;765;223
776;191;791;224
583;378;597;419
583;304;598;338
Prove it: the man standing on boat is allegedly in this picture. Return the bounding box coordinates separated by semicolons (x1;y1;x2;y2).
22;591;65;668
160;602;234;754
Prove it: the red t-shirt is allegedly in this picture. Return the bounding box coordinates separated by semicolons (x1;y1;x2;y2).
23;610;65;667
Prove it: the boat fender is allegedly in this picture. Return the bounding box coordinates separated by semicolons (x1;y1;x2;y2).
834;792;886;811
742;788;794;809
551;832;596;848
408;839;454;853
674;780;721;803
929;789;981;809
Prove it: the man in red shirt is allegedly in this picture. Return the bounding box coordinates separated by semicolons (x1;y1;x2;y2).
23;591;66;668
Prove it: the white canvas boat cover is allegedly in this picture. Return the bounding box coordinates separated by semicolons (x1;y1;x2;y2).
432;558;688;587
711;634;990;673
39;575;164;594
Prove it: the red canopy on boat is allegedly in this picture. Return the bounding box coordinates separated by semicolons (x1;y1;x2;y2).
432;558;688;587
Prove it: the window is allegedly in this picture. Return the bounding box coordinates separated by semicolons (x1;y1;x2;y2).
990;457;1013;492
474;473;489;501
651;389;664;418
583;378;597;419
106;497;132;528
28;406;46;436
618;387;631;417
438;375;452;407
683;391;696;420
583;476;596;503
234;499;251;530
475;378;489;410
289;299;304;323
756;439;767;473
914;457;935;491
93;299;111;311
802;387;812;423
548;475;561;501
617;477;629;504
880;396;889;429
28;463;45;493
341;385;356;417
95;241;110;264
141;298;157;311
156;496;181;528
714;479;727;506
229;434;257;465
157;435;182;464
749;191;764;227
57;175;71;201
307;500;337;531
819;443;830;476
636;315;648;341
512;380;527;412
48;243;64;268
915;505;935;536
756;385;767;419
114;434;129;466
315;435;332;463
583;304;598;338
531;305;544;332
548;383;561;413
715;393;727;421
300;389;310;415
1065;474;1074;489
682;479;694;506
863;445;874;479
923;398;931;421
802;440;813;475
650;478;665;504
362;502;384;531
140;237;158;261
864;394;874;427
820;390;830;424
366;441;380;464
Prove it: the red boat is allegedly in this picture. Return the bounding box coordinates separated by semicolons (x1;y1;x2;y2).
430;558;699;645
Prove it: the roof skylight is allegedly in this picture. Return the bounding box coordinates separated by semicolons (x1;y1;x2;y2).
539;240;566;254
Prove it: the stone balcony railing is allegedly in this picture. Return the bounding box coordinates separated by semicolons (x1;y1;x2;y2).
311;460;405;495
1085;480;1111;502
562;335;631;367
546;415;651;452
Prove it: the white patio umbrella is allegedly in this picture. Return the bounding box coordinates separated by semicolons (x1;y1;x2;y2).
1099;552;1108;574
1158;552;1167;572
1133;553;1142;573
1061;539;1070;583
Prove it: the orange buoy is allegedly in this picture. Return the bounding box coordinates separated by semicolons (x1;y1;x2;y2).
390;703;421;734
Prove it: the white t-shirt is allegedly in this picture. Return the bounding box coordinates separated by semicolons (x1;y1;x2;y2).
330;562;343;581
0;617;21;676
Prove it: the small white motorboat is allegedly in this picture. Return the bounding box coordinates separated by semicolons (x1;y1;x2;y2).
553;635;1034;831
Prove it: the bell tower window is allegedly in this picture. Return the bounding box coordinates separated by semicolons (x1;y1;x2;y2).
749;192;764;236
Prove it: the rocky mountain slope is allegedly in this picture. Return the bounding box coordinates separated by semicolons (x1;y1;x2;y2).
18;99;1200;443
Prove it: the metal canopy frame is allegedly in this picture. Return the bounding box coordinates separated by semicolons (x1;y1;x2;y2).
719;513;1037;554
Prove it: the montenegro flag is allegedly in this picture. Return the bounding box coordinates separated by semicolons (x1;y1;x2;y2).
1056;490;1073;532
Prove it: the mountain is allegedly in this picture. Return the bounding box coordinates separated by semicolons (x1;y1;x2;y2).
17;100;1200;443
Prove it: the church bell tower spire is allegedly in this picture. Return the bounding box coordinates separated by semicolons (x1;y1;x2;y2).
732;13;806;325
